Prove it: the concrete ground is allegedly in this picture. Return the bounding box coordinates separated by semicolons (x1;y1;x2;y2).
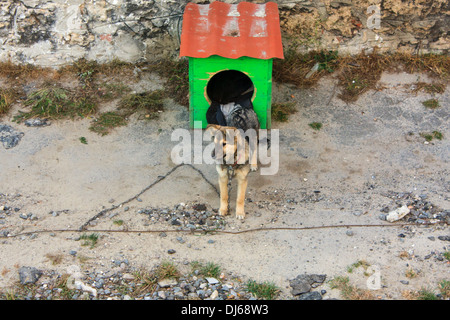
0;70;448;299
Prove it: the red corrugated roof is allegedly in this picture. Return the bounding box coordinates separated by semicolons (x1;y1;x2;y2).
180;1;284;60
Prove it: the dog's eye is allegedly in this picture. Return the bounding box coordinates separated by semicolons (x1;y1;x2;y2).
223;142;227;146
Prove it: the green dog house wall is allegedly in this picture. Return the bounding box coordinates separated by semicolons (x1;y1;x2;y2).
180;1;284;129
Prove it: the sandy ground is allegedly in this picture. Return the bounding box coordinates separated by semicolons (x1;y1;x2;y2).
0;70;448;300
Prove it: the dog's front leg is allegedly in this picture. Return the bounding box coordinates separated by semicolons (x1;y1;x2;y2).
235;165;250;219
216;165;229;216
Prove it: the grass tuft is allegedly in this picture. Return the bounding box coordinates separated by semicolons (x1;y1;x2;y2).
13;87;97;122
89;111;127;136
246;280;279;300
271;102;297;122
422;98;440;109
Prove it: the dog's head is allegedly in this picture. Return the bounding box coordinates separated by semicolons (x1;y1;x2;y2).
206;124;245;165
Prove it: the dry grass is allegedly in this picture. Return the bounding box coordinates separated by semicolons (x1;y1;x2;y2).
329;276;375;300
273;49;449;102
149;58;189;107
1;52;448;124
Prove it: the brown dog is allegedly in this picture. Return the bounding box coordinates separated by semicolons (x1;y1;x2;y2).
206;124;258;219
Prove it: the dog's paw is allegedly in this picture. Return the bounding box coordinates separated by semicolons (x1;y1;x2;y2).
219;207;228;216
235;210;245;220
250;164;258;172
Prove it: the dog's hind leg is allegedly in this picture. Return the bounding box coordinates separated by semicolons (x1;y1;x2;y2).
235;165;250;219
216;165;229;216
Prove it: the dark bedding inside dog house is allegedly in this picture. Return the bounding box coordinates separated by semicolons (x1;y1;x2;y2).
180;1;284;129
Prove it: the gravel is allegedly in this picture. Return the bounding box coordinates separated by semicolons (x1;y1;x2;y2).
3;264;262;300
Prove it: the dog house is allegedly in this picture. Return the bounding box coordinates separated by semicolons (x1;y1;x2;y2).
180;1;284;129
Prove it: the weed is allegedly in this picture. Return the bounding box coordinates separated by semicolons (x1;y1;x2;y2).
438;280;450;298
314;50;338;72
405;267;418;279
432;131;443;140
246;280;279;300
329;276;375;300
412;82;445;94
97;82;131;101
191;261;221;278
152;58;189;107
79;137;88;144
417;288;438;300
308;122;323;130
155;261;181;280
13;87;97;122
420;131;443;142
89;112;127;136
53;274;76;300
422;98;440;109
0;88;18;117
113;220;123;226
134;262;180;295
45;253;64;265
201;262;221;278
273;49;326;88
271;102;297;122
347;260;370;273
119;90;165;118
79;233;99;248
443;251;450;262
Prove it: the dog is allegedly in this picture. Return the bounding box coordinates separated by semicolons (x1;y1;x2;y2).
206;124;258;220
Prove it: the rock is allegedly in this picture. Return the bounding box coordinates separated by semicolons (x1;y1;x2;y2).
19;267;42;285
289;274;326;296
206;277;219;285
386;205;410;222
210;290;219;300
167;249;176;254
122;273;135;281
297;291;322;300
24;118;50;127
438;236;450;241
158;278;177;288
0;124;24;149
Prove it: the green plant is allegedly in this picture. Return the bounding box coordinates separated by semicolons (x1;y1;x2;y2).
329;276;374;300
89;112;127;136
155;261;180;280
417;288;438;300
420;131;443;142
191;261;222;278
314;50;338;72
119;90;165;118
308;122;323;130
79;137;88;144
422;99;440;109
0;89;16;116
79;233;99;248
113;220;123;226
246;280;279;300
443;251;450;262
347;260;370;273
438;280;450;298
14;87;97;122
271;102;297;122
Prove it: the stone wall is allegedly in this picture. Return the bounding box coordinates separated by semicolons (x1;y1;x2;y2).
0;0;448;67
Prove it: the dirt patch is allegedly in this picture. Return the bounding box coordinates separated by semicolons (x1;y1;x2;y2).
0;57;449;301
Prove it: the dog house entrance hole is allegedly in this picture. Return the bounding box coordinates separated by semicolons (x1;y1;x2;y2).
206;70;254;105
